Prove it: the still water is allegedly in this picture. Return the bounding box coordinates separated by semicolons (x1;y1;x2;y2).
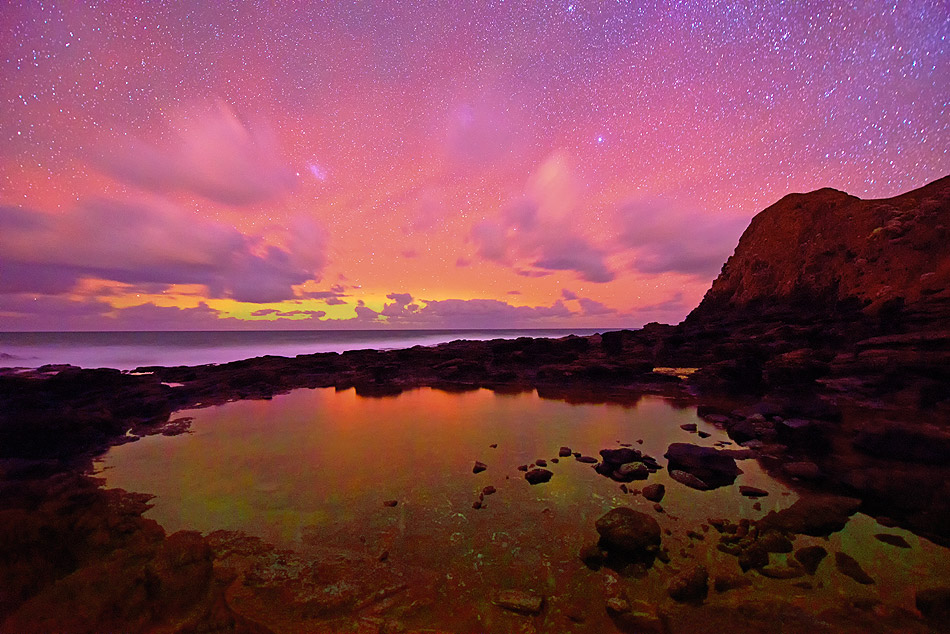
98;387;947;632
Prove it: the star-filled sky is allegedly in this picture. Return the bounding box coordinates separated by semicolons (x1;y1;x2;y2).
1;1;948;330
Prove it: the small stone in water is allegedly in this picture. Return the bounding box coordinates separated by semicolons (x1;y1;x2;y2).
473;461;487;474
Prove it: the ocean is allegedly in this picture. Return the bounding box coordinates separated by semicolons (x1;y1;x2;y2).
0;328;608;370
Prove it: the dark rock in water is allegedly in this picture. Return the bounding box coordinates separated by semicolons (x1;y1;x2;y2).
737;544;769;572
607;599;666;634
714;574;752;593
916;587;950;629
482;486;497;496
383;499;398;507
667;565;708;604
757;494;860;536
794;545;828;575
642;483;665;503
759;562;805;579
535;458;547;467
835;552;875;584
680;423;698;432
579;544;607;570
517;464;528;471
664;443;742;489
669;469;709;490
600;447;643;464
739;485;769;498
493;589;543;615
489;443;498;448
595;507;662;558
525;468;553;484
576;455;598;464
697;430;711;438
757;529;793;553
653;503;664;513
472;500;483;509
473;461;487;474
783;461;822;480
558;446;572;457
615;462;650;480
874;533;910;548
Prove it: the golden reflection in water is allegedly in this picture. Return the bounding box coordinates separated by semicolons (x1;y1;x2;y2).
98;387;948;630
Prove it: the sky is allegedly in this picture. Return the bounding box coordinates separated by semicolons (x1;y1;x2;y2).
1;1;948;331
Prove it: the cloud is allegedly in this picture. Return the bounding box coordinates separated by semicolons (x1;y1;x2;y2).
470;153;616;282
628;292;692;324
577;297;616;316
561;289;579;300
0;199;328;302
617;197;746;279
101;101;295;206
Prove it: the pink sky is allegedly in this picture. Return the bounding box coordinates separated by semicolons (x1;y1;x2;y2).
1;2;947;330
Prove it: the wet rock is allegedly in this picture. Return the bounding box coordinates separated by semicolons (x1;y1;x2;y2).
607;599;665;634
738;544;769;572
489;443;498;448
493;589;543;615
916;587;950;629
670;469;709;490
759;561;805;579
482;486;497;496
595;507;662;559
579;544;607;570
642;483;665;503
667;565;708;604
576;455;598;464
524;468;553;485
783;461;822;480
472;500;483;509
835;552;875;584
794;545;828;575
757;530;793;553
382;500;398;507
874;533;910;548
558;446;572;457
653;503;664;513
616;462;649;480
714;573;752;593
697;431;711;438
739;485;769;498
757;494;860;537
534;458;547;467
664;443;742;489
680;423;697;432
473;461;487;474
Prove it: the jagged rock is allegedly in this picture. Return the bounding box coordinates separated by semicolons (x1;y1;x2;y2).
667;565;708;604
794;545;828;575
664;443;742;489
524;468;553;485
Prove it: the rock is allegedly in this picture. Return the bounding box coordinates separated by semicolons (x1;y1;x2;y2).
667;565;708;604
874;533;910;548
835;552;875;584
739;485;769;497
579;544;607;570
664;443;742;489
595;507;662;558
576;455;598;464
738;544;769;572
714;574;752;593
642;483;665;503
489;443;497;448
558;446;572;457
757;529;793;553
653;503;664;513
697;431;711;438
482;486;497;496
535;458;547;467
524;468;553;485
759;562;805;579
601;448;643;464
916;587;950;628
670;469;709;490
607;599;666;634
757;494;861;536
383;499;398;507
616;462;649;480
680;423;698;432
473;461;487;474
493;589;543;615
794;545;828;575
605;597;631;614
472;500;483;509
517;464;528;471
783;461;822;480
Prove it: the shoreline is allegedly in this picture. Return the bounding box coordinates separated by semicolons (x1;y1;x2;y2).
2;327;949;632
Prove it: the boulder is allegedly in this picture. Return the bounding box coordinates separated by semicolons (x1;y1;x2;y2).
524;468;553;485
664;443;742;489
835;552;875;584
667;565;708;604
642;483;665;503
595;508;662;558
794;545;828;575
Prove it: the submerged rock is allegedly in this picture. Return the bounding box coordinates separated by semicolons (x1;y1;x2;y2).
493;589;543;615
757;494;860;536
794;545;828;575
667;565;708;604
835;552;875;584
473;461;487;474
595;507;662;562
525;468;553;484
642;483;665;503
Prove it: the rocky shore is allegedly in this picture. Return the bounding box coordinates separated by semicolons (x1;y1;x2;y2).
1;176;948;632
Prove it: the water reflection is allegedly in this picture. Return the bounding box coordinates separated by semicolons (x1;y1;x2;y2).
98;387;947;633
